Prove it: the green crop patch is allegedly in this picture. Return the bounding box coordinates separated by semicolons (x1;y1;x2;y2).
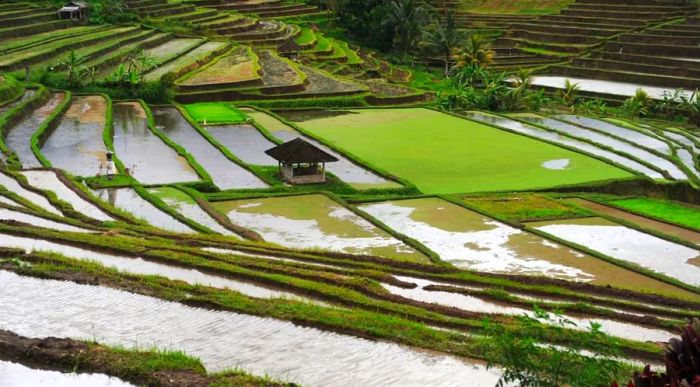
291;108;632;194
183;102;248;124
610;197;700;231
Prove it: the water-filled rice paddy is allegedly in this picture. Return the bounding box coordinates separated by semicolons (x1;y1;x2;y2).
40;95;107;177
0;233;304;300
0;89;34;116
212;194;427;262
148;187;236;236
518;115;687;180
529;217;700;286
0;271;502;386
529;76;692;99
91;188;193;233
152;107;267;190
465;111;662;178
244;108;398;189
5;92;65;168
0;208;88;232
112;102;199;185
207;124;278;165
556;115;671;155
21;170;112;222
360;198;693;296
290;108;632;194
0;360;135;387
0;172;60;215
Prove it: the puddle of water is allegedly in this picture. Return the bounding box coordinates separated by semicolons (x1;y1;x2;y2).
0;271;503;386
529;76;692;100
0;89;35;116
151;107;267;190
243;109;398;189
91;188;193;233
22;170;112;222
529;217;700;286
542;159;570;170
0;172;61;215
521;116;686;180
556;115;671;155
113;102;199;185
147;187;236;236
0;360;135;387
390;276;675;342
207;124;278;166
464;112;663;179
0;208;89;233
5;92;65;169
212;195;427;262
360;198;593;280
0;233;304;300
41;95;107;177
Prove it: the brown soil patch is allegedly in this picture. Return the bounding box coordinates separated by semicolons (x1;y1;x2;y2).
182;47;258;86
64;95;106;124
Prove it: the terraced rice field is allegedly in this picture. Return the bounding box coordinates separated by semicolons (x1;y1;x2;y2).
148;187;236;236
143;41;228;81
40;95;107;177
178;46;260;87
212;194;427;262
290;108;632;194
112;102;200;185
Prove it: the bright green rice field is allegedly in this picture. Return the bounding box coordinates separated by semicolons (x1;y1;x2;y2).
183;103;248;124
610;197;700;231
294;108;632;194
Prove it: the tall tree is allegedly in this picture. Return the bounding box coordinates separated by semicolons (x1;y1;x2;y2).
383;0;430;56
452;34;495;70
420;11;467;76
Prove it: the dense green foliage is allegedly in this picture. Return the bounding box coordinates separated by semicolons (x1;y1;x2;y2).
610;198;700;231
184;103;248;125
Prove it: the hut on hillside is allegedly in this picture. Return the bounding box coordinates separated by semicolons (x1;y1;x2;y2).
58;1;89;21
265;138;338;184
278;39;302;60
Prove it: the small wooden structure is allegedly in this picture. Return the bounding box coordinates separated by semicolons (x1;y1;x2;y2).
278;39;302;60
58;1;89;21
265;138;338;184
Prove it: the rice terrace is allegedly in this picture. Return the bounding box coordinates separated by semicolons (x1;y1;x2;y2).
0;0;700;385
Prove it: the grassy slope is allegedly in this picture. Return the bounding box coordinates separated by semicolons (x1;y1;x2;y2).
610;198;700;231
296;108;632;194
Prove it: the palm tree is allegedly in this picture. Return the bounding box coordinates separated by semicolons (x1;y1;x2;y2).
420;11;467;76
383;0;430;57
452;34;495;69
60;50;87;87
558;79;580;109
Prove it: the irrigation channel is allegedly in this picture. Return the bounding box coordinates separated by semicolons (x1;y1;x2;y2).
0;360;134;387
0;271;503;386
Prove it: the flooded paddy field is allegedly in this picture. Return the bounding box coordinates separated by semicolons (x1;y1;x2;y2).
112;102;199;185
0;360;135;387
0;233;305;300
465;111;663;178
152;107;267;190
0;172;61;215
148;187;236;236
91;188;193;233
386;276;676;342
206;124;278;166
0;271;502;386
40;95;107;177
555;115;672;155
212;194;427;262
518;115;687;180
5;92;65;168
0;89;35;116
288;108;633;194
0;208;89;232
21;170;112;222
245;108;399;189
360;198;694;296
528;217;700;286
529;76;692;100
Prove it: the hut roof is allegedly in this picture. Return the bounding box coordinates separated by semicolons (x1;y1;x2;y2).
59;1;87;11
265;138;339;164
